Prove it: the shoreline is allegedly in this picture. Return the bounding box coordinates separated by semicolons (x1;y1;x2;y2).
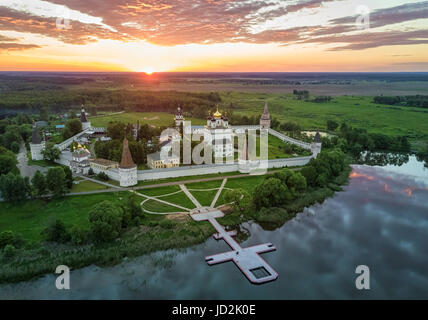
0;164;352;285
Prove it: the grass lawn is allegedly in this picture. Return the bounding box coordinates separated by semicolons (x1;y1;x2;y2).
225;175;266;194
189;190;219;207
159;192;195;209
27;152;55;168
135;171;246;187
141;199;185;213
138;186;195;209
89;112;206;128
137;185;181;197
185;180;224;189
70;180;110;193
0;192;126;243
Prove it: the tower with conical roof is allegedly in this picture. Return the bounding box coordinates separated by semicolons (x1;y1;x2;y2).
174;106;184;128
119;135;137;187
311;129;322;156
30;125;45;160
80;105;91;130
260;101;271;129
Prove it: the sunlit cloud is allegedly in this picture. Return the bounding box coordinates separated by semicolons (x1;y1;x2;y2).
0;0;427;71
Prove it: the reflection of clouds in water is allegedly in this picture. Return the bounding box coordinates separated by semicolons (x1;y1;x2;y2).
1;165;428;299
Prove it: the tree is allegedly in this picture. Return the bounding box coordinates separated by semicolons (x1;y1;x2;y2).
42;143;61;162
40;107;48;121
70;225;91;245
327;120;339;131
287;171;307;196
107;121;126;140
31;170;47;197
46;167;67;198
129;141;146;165
3;244;16;258
62;127;72;140
65;118;82;137
42;218;70;243
0;231;23;249
0;172;31;203
224;189;251;212
63;166;73;189
301;165;317;187
89;201;123;242
97;171;109;181
10;141;20;153
68;109;77;119
253;178;290;209
0;147;19;175
122;194;144;227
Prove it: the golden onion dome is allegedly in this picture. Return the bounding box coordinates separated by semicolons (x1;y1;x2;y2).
213;108;222;118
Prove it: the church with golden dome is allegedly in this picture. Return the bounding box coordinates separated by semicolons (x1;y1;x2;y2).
205;108;233;158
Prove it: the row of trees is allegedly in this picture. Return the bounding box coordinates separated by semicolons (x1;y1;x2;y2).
373;95;428;109
223;150;347;216
94;121;161;165
0;167;73;203
0;118;32;153
1;89;222;118
322;121;411;157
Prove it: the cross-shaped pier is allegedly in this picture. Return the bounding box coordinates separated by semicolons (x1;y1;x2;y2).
191;207;278;284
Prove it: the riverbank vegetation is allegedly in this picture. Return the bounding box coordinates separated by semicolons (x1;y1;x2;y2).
0;149;350;284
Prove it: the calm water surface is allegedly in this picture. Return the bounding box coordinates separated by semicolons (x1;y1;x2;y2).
1;156;427;299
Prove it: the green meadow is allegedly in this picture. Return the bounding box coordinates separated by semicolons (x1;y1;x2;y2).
219;92;428;146
90;111;206;128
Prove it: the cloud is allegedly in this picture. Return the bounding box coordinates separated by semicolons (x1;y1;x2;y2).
0;7;130;45
285;0;340;13
0;0;427;50
311;30;428;51
0;32;41;51
330;1;428;29
0;42;41;51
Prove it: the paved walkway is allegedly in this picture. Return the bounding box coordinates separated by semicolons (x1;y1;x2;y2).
17;143;49;179
210;178;227;208
65;168;301;197
179;184;202;208
131;190;191;213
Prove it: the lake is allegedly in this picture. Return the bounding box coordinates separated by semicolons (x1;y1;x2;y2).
1;155;427;299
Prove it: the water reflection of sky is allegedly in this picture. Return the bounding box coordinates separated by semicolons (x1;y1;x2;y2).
375;155;428;183
1;164;428;299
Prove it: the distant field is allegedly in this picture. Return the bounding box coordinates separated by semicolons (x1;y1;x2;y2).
93;80;428;96
89;112;205;127
220;92;428;145
87;94;428;149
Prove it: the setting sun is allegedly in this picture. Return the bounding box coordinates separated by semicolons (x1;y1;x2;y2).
142;67;154;75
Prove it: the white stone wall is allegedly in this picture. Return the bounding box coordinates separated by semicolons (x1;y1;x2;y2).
134;155;314;181
30;142;44;161
91;167;120;181
268;128;312;150
55;128;91;151
82;122;91;131
119;167;138;187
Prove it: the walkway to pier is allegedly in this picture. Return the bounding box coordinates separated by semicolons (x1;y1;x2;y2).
135;178;278;284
